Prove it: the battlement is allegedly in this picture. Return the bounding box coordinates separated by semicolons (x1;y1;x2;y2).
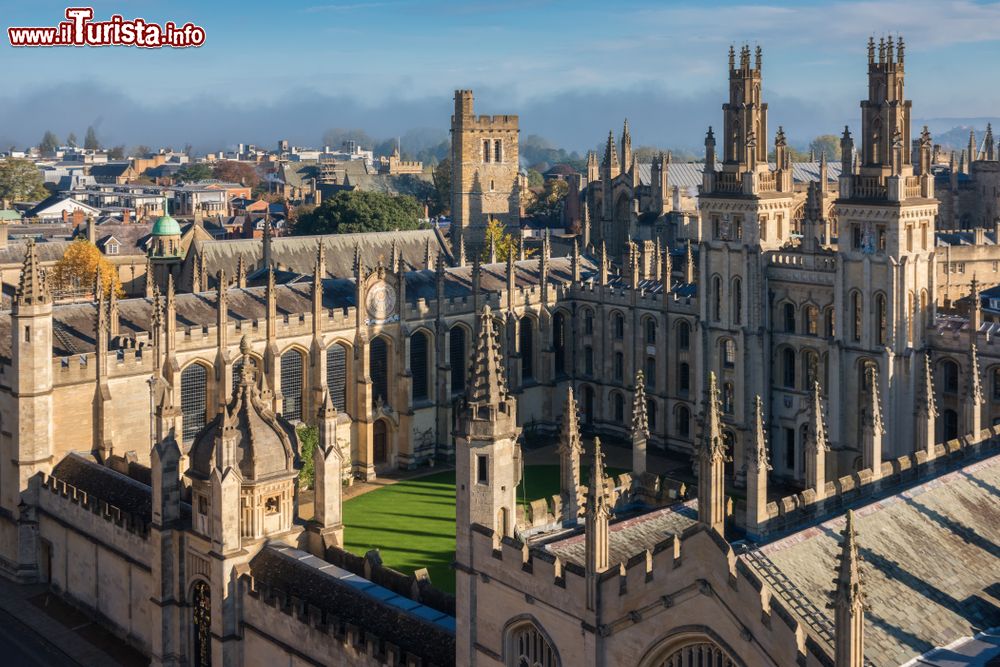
38;472;150;538
747;427;1000;538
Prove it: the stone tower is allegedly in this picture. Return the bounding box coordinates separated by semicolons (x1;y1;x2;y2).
4;240;54;580
454;303;521;666
834;35;938;464
449;90;520;257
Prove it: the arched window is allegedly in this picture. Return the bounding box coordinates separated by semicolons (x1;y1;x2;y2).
191;580;211;667
907;291;915;343
677;405;691;438
482;139;491;163
942;360;959;394
645;318;656;344
722;339;736;368
782;348;796;389
281;349;304;421
553;312;567;376
410;331;430;402
584;309;594;335
678;322;690;351
612;312;625;340
614;352;624;381
851;291;862;342
992;368;1000;401
520;317;534;381
181;363;208;443
875;293;887;345
494;139;503;164
732;277;743;325
450;325;467;394
783;302;796;333
943;409;959;441
506;622;559;667
712;276;722;321
824;307;835;338
370;337;389;406
647;399;657;431
584;345;594;376
722;382;734;414
326;344;348;413
805;306;819;335
642;637;738;667
614;393;625;423
803;350;819;389
679;363;690;394
645;356;656;389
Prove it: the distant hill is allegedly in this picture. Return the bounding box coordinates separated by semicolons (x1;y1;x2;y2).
915;117;1000;151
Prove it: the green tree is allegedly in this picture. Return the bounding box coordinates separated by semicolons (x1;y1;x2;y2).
175;162;213;182
526;178;568;225
526;169;544;189
482;217;536;262
809;135;840;161
66;132;78;148
84;126;100;150
295;189;424;235
297;425;318;489
432;157;451;216
0;158;48;201
39;130;60;155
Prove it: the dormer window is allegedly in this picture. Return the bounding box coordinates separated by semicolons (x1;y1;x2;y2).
105;240;120;255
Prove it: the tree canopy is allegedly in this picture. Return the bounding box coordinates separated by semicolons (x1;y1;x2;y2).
294;189;424;235
809;135;840;161
0;158;48;202
84;126;100;150
175;163;213;183
432;158;451;216
525;178;569;226
212;160;260;188
52;239;123;298
482;217;533;262
39;130;60;155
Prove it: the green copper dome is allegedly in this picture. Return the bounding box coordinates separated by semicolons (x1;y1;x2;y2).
151;196;181;236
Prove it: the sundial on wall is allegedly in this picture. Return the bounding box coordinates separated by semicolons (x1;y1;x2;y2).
365;280;398;325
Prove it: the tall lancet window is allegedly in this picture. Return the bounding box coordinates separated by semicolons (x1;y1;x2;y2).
281;349;304;421
370;337;389;407
181;363;208;443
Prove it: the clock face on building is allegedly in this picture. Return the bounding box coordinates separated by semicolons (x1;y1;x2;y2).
365;281;397;323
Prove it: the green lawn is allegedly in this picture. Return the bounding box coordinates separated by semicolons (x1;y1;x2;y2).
342;464;625;593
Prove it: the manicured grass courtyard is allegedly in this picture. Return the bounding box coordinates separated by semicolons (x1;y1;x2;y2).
342;464;624;593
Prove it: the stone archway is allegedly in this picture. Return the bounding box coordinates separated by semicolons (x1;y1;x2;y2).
639;630;745;667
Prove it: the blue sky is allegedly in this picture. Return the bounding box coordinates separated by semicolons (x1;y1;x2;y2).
1;0;998;152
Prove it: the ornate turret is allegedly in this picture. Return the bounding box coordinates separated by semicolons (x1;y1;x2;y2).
862;366;884;478
745;395;771;536
558;387;582;525
698;373;727;533
830;511;867;667
584;436;611;611
805;382;829;500
15;239;50;311
631;370;649;475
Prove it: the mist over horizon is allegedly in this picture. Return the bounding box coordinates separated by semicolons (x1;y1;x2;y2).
1;79;994;160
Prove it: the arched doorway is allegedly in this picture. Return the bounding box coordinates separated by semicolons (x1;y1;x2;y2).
373;419;388;465
191;580;211;667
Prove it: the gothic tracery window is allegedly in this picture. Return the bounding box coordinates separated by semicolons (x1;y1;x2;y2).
506;622;558;667
181;363;208;443
646;639;737;667
192;581;212;667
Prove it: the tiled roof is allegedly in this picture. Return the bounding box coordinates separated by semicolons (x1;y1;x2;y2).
50;452;153;519
542;500;699;566
249;545;455;664
757;456;1000;667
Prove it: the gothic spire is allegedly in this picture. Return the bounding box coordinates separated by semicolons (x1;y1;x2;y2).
685;239;696;284
698;372;727;533
621;118;632;169
585;436;611;611
631;370;649;475
749;395;771;473
806;381;829;499
15;239;50;309
465;304;508;408
830;510;867;667
236;253;247;288
862;365;884;477
559;386;582;524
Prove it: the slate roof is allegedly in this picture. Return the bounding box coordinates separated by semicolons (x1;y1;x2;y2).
186;228;451;280
542;500;699;566
342;172;435;199
633;161;843;197
249;545;455;665
758;455;1000;667
50;452;153;519
0;239;73;267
